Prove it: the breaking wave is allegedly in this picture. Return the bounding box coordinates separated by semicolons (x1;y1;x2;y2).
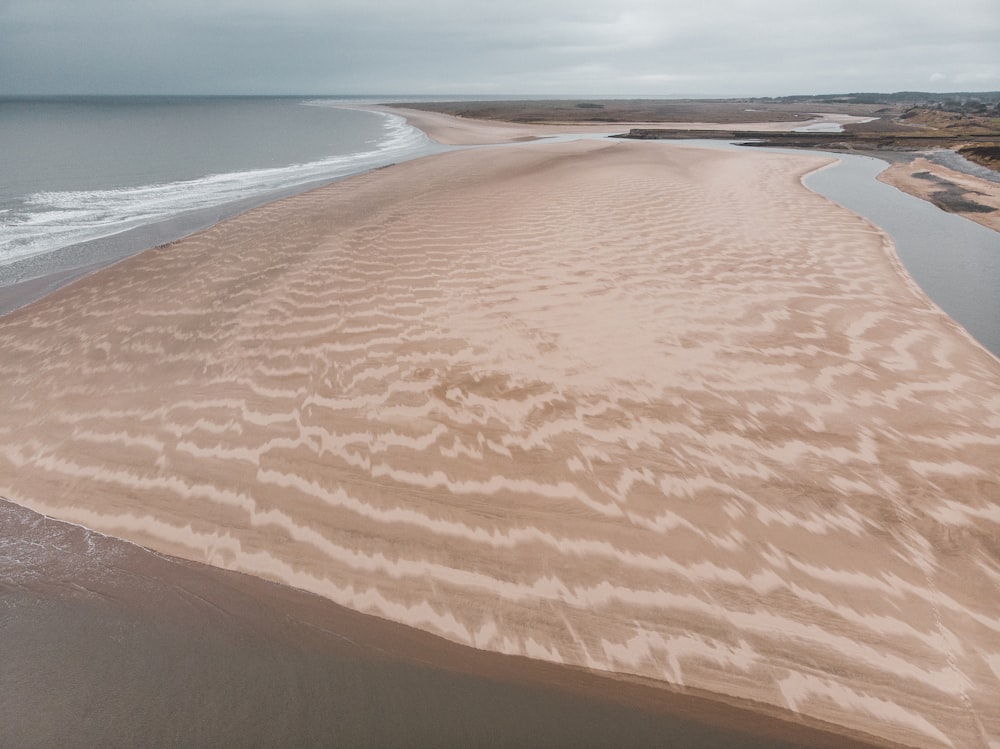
0;110;431;266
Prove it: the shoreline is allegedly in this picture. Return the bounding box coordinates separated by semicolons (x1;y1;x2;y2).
384;100;1000;236
0;102;443;318
1;497;890;748
2;109;999;747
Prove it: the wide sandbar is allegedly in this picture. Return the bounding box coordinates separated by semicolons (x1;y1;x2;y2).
1;136;998;747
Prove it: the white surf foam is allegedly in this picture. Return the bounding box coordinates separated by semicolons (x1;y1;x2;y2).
0;111;431;266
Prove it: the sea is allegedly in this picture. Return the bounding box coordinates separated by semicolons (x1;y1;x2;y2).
0;96;443;284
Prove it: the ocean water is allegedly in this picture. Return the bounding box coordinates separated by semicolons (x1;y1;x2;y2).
0;96;440;272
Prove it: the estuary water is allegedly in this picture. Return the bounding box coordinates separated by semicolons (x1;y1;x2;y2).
802;152;1000;357
659;139;999;357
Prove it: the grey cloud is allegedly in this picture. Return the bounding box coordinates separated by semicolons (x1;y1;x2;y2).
1;0;997;95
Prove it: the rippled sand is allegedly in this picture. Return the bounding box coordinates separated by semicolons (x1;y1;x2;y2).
1;138;998;748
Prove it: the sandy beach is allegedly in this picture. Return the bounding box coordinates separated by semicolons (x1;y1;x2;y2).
2;115;999;748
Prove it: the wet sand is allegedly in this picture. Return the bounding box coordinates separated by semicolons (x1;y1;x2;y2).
879;156;1000;233
1;125;999;747
1;498;883;748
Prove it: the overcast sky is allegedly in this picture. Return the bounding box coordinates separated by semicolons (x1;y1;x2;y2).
2;0;998;97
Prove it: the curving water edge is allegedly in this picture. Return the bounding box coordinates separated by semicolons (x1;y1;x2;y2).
642;137;1000;358
0;104;444;292
800;150;1000;358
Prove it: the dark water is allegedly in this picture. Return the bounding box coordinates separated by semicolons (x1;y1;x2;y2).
802;152;1000;357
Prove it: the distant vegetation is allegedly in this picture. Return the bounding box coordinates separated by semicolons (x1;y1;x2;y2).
395;91;1000;127
757;93;1000;170
759;91;1000;107
393;92;1000;173
958;144;1000;171
396;99;839;125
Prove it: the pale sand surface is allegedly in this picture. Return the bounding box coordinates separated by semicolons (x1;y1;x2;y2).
879;156;1000;233
1;138;999;748
376;105;870;145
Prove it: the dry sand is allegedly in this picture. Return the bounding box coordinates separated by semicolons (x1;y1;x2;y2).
1;127;999;748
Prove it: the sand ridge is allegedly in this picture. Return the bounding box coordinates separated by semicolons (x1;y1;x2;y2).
1;138;999;748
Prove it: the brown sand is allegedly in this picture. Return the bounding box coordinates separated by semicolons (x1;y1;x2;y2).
1;134;999;748
1;498;885;748
879;156;1000;233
